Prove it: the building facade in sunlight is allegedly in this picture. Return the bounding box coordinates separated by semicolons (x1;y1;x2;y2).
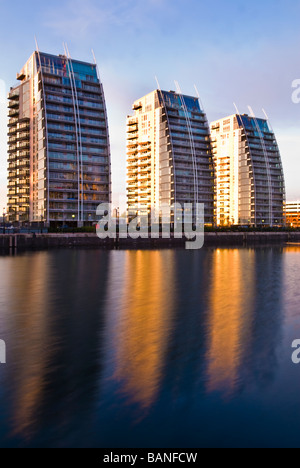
285;201;300;228
210;114;285;227
126;90;214;225
7;51;111;227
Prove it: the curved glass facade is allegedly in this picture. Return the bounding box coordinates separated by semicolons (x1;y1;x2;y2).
126;90;214;225
7;51;111;227
211;114;285;227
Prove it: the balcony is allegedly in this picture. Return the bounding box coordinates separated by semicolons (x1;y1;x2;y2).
8;118;18;127
138;154;151;163
128;120;138;128
127;133;138;140
17;72;26;81
17;151;30;159
127;141;138;149
8;145;17;153
127;160;138;167
17;133;30;142
132;103;142;111
8;108;19;117
17;160;30;168
127;117;138;125
18;121;30;130
139;148;151;157
17;141;30;149
8;128;17;137
8;100;19;109
127;155;138;163
127;147;138;156
8;89;20;100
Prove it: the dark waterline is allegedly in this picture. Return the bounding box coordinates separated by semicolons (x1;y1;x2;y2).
0;247;300;448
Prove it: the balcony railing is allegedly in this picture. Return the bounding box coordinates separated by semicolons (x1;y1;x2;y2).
8;108;19;117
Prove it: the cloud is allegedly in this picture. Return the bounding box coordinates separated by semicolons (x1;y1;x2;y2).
44;0;114;38
44;0;168;39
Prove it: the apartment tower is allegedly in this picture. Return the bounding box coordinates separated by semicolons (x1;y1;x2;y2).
126;90;214;225
210;114;285;227
286;201;300;228
7;51;111;227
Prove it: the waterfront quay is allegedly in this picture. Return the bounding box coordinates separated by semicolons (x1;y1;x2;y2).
0;232;300;252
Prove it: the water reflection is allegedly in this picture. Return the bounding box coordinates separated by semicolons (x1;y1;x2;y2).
206;248;284;396
206;249;255;396
3;250;110;447
160;250;213;404
0;246;297;448
6;253;52;440
113;251;175;410
238;248;284;390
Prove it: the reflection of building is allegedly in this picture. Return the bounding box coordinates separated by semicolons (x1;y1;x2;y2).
8;250;110;443
210;114;285;227
7;253;52;438
206;249;254;395
126;90;214;225
7;51;111;227
114;251;175;410
286;201;300;227
238;248;284;390
206;248;284;397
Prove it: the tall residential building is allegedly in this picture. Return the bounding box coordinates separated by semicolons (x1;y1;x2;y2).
7;51;111;227
286;201;300;228
210;114;285;227
126;90;214;224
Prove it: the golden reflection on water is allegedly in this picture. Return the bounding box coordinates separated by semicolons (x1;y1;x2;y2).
114;251;175;410
206;249;255;396
7;253;52;439
284;244;300;253
2;246;294;442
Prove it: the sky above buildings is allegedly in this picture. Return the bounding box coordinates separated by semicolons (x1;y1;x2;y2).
0;0;299;211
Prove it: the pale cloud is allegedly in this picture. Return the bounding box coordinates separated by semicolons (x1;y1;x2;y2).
44;0;168;39
44;0;116;37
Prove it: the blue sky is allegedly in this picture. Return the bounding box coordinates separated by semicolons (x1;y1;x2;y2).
0;0;299;210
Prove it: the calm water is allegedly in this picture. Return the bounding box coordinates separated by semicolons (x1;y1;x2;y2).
0;246;300;448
